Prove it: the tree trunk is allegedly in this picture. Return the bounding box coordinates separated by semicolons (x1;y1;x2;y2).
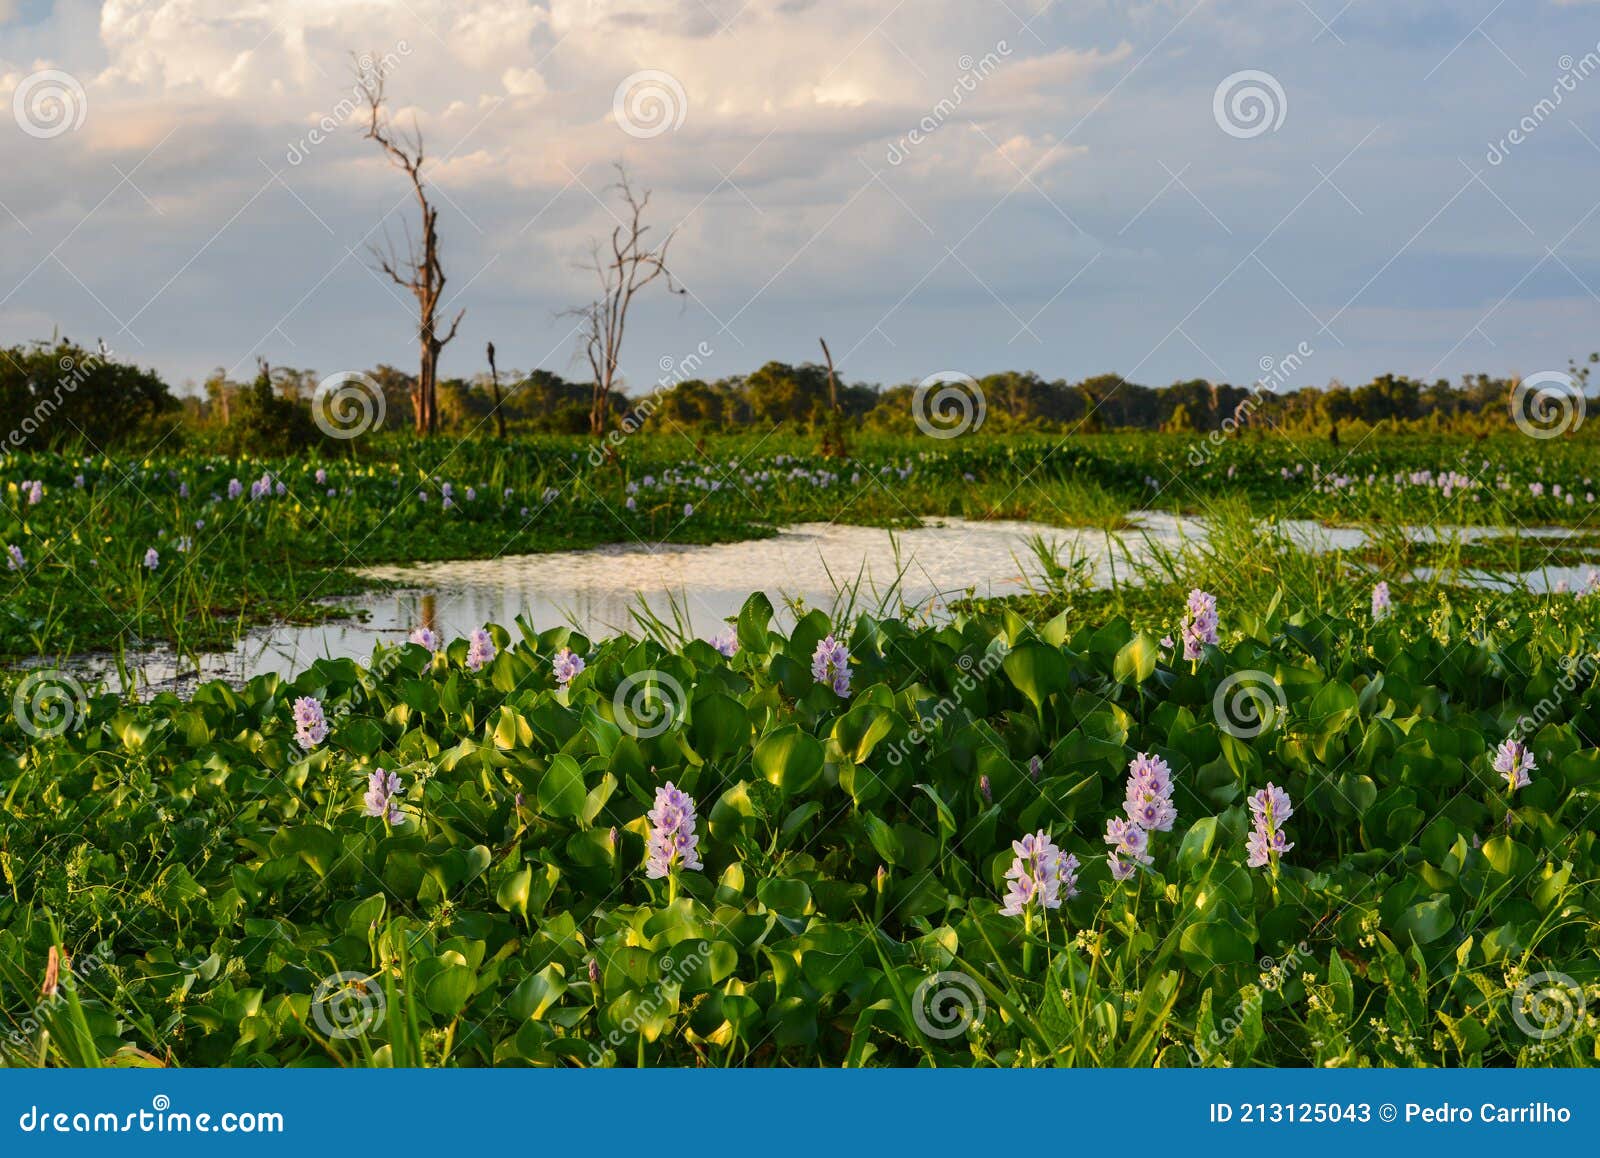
416;339;441;434
486;341;507;438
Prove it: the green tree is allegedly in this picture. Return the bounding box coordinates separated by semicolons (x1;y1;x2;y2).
0;338;175;450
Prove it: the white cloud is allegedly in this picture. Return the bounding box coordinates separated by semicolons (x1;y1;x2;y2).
2;0;1598;397
501;66;547;98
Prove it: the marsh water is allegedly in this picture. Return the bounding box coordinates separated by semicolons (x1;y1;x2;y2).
52;513;1595;693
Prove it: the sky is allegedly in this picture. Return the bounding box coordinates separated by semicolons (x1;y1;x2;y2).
1;0;1599;397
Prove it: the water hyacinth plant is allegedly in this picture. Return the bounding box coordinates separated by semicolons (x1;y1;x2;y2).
3;584;1599;1067
1494;737;1535;793
811;633;851;697
551;645;584;686
7;433;1600;1068
1180;588;1218;660
291;696;327;749
1245;782;1294;875
1371;580;1392;619
467;628;497;672
1000;830;1079;915
362;768;404;824
645;781;701;902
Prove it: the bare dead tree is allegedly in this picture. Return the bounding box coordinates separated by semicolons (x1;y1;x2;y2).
357;56;462;435
564;164;685;436
820;338;840;412
818;337;848;458
485;340;507;439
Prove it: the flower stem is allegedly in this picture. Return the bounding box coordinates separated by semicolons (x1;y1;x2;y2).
1023;908;1035;974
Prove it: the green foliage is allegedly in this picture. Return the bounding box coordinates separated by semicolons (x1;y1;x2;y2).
222;364;321;455
3;429;1600;661
2;590;1598;1067
0;340;176;450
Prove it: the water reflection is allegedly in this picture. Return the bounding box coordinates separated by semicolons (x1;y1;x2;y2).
48;513;1594;693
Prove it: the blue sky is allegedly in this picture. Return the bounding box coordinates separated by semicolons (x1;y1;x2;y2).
1;0;1598;395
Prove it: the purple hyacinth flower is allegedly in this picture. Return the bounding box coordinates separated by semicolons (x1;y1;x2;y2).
710;628;739;658
1104;815;1152;876
363;768;404;824
228;478;243;500
1000;830;1064;918
1371;581;1392;620
410;626;439;651
645;782;703;878
467;628;497;672
811;634;852;697
1245;781;1294;870
1181;589;1219;660
1123;751;1177;833
1493;737;1535;792
6;544;23;571
143;547;159;571
551;646;585;686
292;696;328;749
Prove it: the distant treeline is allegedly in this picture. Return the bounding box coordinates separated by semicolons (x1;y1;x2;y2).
1;337;1592;451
